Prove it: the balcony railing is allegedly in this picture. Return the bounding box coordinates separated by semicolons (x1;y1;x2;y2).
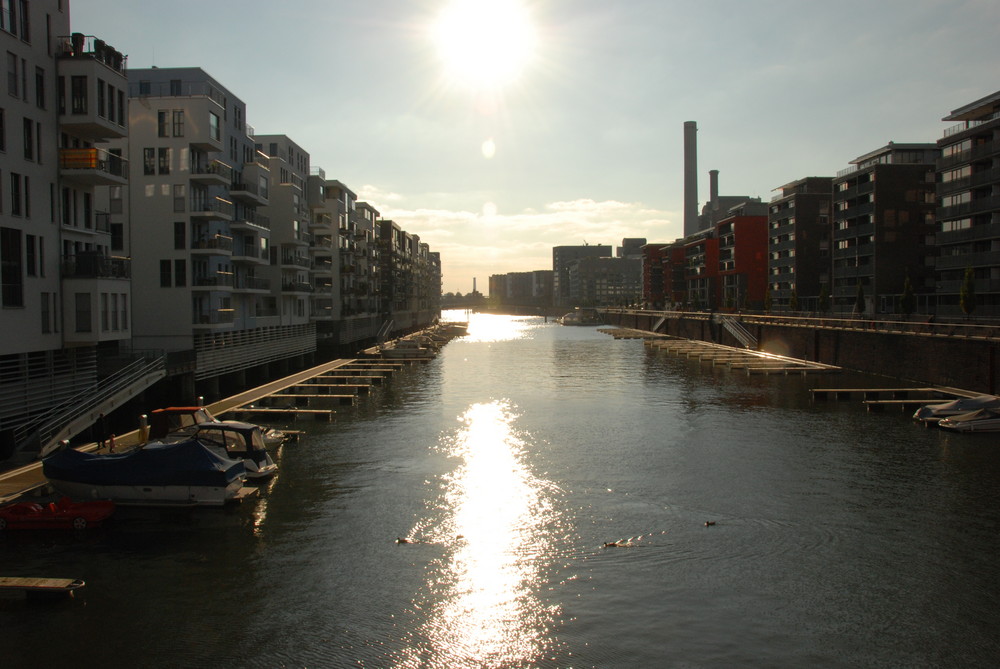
191;160;233;181
59;147;129;180
62;253;131;279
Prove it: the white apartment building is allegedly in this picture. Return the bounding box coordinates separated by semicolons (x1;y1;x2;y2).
1;1;144;460
109;67;314;383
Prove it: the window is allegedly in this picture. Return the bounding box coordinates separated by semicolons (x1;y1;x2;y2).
111;293;118;330
22;115;31;159
173;184;185;212
174;221;185;249
110;222;123;251
157;110;168;137
1;226;23;306
0;107;5;151
121;293;128;330
158;147;170;174
172;110;184;137
169;79;181;96
100;292;108;331
6;52;16;96
34;66;43;108
159;259;171;287
143;148;155;175
9;171;20;214
138;80;150;96
70;75;86;114
25;233;34;275
41;292;51;332
174;259;186;286
74;293;91;332
209;111;220;141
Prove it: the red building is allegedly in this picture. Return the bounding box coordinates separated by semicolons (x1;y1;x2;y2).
716;203;769;310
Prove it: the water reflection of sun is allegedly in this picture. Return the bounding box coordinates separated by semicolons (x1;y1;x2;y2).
398;401;560;668
464;313;535;343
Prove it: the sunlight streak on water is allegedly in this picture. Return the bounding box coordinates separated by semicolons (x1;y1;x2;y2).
397;400;561;668
464;313;537;343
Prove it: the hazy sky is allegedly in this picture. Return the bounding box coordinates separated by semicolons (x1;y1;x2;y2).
71;0;1000;293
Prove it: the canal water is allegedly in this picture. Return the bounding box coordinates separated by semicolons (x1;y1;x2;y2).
4;313;1000;668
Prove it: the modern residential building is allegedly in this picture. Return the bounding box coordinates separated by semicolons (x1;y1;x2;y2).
109;67;316;392
567;256;642;307
767;177;833;311
552;244;612;307
935;90;1000;317
1;3;148;461
831;142;939;313
716;201;768;310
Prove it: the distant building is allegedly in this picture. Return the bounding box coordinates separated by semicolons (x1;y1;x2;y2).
767;177;834;311
552;245;612;307
935;90;1000;317
568;256;642;307
617;238;647;258
831;142;939;313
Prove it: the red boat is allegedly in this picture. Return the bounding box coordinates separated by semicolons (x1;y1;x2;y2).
0;496;115;530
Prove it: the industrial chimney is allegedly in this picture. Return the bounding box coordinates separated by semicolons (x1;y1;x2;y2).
683;122;699;237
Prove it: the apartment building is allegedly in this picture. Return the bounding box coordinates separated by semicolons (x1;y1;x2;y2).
716;201;768;310
831;143;939;313
936;90;1000;317
552;244;612;307
767;177;833;311
254;134;312;329
110;67;315;385
1;2;141;459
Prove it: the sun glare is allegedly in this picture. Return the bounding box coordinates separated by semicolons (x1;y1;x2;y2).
432;0;537;91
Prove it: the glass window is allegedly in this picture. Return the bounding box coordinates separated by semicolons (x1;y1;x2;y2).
157;110;168;137
174;259;186;287
35;67;44;109
74;293;91;332
209;111;220;141
70;75;86;114
174;221;185;249
172;110;184;137
158;147;170;174
1;226;23;306
159;259;171;287
143;148;155;175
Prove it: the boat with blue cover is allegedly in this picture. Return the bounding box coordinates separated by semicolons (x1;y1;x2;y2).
42;439;247;507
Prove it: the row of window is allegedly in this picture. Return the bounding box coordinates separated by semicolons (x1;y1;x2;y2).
72;291;128;333
0;1;30;40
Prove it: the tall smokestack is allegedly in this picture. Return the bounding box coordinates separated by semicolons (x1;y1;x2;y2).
683;121;698;237
709;169;719;212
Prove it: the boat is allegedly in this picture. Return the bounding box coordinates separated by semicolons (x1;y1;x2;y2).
149;406;289;447
0;496;115;530
379;338;436;359
42;439;246;507
161;421;278;479
937;407;1000;432
912;395;1000;423
559;308;601;326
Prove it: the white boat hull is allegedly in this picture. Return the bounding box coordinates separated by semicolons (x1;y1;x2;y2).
46;478;244;507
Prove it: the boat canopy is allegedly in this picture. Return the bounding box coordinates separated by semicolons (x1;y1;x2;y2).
42;439;245;487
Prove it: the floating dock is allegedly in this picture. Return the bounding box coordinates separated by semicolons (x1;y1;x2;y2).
0;576;85;599
645;337;840;375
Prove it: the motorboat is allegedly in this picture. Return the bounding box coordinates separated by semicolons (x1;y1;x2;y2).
912;395;1000;423
0;496;115;531
42;439;246;507
162;421;278;479
149;406;289;447
559;308;601;325
937;408;1000;432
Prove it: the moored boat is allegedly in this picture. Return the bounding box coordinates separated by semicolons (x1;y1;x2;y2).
161;421;278;479
379;338;436;359
42;439;246;507
912;395;1000;423
150;406;289;447
0;496;115;531
937;407;1000;432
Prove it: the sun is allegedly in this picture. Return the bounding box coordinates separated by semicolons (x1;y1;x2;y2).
432;0;537;91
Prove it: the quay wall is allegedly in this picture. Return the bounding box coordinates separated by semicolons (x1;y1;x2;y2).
602;310;998;394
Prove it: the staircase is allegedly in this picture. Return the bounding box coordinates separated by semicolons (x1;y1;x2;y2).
718;315;758;349
15;355;166;459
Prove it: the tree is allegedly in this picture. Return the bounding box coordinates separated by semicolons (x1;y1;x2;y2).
789;288;799;312
818;283;830;313
855;282;866;315
960;266;976;318
900;273;915;317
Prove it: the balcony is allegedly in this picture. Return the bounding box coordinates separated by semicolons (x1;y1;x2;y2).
282;281;314;294
231;212;270;232
192;272;234;289
230;163;269;205
191;234;233;255
190;160;232;186
232;276;271;292
192;309;236;328
57;35;128;141
61;253;131;279
190;197;234;220
59;148;128;185
280;255;311;269
231;245;268;265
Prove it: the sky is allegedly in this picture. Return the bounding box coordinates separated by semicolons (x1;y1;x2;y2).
71;0;1000;294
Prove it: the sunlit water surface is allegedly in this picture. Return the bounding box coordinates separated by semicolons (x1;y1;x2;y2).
5;312;1000;668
